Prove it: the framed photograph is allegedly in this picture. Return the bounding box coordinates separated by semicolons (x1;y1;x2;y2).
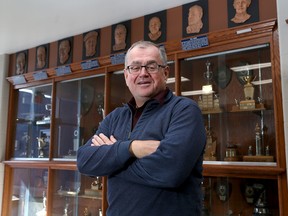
15;50;28;75
82;29;100;60
57;37;73;66
111;21;131;53
182;0;209;38
228;0;259;28
35;44;49;70
144;10;166;44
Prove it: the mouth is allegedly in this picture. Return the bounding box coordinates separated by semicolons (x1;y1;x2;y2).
137;80;152;86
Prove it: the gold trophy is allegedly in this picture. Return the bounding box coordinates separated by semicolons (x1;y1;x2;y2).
240;75;255;110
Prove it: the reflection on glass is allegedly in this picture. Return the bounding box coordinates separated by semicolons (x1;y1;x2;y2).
14;85;52;158
10;168;48;216
54;75;104;159
51;170;102;215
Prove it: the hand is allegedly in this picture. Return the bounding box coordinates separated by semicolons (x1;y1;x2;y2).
91;133;117;146
130;140;160;158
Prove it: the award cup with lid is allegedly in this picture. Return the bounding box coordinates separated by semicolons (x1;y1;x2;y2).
240;74;256;109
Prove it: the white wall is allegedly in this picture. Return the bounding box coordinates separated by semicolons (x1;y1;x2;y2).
277;0;288;184
0;54;9;216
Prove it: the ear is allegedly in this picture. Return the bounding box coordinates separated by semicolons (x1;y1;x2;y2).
124;69;129;85
164;66;170;79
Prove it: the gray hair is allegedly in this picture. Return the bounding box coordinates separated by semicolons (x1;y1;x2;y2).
125;41;167;68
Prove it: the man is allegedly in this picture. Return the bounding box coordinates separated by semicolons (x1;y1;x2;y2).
58;39;71;64
113;24;127;51
15;52;26;75
148;16;162;41
77;41;206;216
231;0;251;23
36;46;46;69
186;5;204;34
84;31;98;57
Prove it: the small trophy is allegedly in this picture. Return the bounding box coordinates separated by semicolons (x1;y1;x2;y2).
253;190;272;216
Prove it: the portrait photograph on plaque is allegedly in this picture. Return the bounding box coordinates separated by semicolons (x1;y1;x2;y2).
57;37;73;66
82;29;100;60
144;10;166;44
182;0;209;38
228;0;259;28
15;50;28;75
111;21;131;54
35;44;49;70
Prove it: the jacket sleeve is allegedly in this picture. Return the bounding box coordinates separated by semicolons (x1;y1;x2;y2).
76;109;133;176
114;99;206;188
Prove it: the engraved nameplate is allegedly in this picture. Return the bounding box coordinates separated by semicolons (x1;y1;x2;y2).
110;53;126;65
81;59;99;70
55;66;72;76
181;35;209;51
33;71;48;81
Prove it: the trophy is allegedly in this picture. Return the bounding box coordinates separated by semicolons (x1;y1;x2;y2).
36;137;47;158
198;61;222;113
239;75;256;110
203;126;217;161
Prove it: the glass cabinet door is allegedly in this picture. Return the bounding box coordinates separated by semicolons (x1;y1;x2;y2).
180;44;275;164
51;170;103;216
54;75;105;159
202;177;278;215
13;84;52;159
10;168;48;216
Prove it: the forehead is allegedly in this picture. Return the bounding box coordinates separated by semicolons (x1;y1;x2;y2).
127;45;160;62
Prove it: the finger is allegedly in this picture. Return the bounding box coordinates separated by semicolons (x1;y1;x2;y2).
110;135;117;143
99;133;113;144
93;134;105;145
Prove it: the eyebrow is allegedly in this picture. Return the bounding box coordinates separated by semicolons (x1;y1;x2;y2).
129;60;158;65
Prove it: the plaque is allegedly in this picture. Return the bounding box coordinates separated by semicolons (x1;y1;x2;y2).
181;35;209;51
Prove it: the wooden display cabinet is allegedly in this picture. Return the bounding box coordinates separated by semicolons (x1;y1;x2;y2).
2;19;287;215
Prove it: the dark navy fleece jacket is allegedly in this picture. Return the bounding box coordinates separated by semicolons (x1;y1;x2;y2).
77;90;206;216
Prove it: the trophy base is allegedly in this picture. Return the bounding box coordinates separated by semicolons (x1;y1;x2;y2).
243;155;274;162
204;156;217;161
84;189;102;197
224;156;242;161
240;100;255;110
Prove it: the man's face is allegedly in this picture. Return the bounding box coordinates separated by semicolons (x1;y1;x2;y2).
188;7;202;25
59;40;70;64
233;0;250;13
37;47;46;63
149;17;161;34
16;54;25;74
124;45;169;105
114;27;126;44
85;37;97;57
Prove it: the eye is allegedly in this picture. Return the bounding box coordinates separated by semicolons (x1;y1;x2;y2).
129;65;141;72
146;63;158;71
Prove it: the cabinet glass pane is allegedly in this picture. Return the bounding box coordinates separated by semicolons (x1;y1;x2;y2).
13;85;52;159
110;71;131;111
166;61;176;93
54;75;105;159
180;44;275;164
10;168;48;216
202;177;278;215
52;170;103;216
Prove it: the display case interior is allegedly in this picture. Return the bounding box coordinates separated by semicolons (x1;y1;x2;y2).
13;85;52;159
51;170;103;216
180;44;275;164
202;177;278;216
